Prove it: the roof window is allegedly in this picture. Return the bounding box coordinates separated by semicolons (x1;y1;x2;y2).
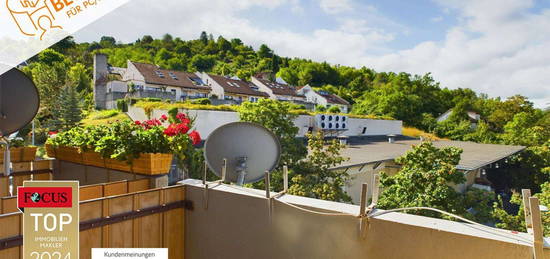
169;72;178;80
155;70;165;78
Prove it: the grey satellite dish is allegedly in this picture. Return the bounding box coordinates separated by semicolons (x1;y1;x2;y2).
0;68;39;177
204;122;281;185
0;68;39;136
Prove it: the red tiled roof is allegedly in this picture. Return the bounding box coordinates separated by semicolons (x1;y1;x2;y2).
131;62;210;91
208;74;269;97
317;91;350;105
255;78;301;97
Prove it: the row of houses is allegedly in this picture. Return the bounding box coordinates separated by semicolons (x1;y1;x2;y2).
93;54;351;112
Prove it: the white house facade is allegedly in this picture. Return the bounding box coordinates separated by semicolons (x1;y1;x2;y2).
198;73;269;103
298;85;351;113
251;76;306;102
124;61;211;101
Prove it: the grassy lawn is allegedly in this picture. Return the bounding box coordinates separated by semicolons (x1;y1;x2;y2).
81;110;130;126
402;127;442;140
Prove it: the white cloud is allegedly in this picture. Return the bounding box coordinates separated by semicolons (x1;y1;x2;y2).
74;0;550;108
362;0;550;107
75;0;394;60
318;0;353;14
431;16;443;22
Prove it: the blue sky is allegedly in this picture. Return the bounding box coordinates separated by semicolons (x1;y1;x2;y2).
76;0;550;108
238;0;455;51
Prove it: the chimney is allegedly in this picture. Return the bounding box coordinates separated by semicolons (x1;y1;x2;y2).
93;53;108;83
93;53;109;110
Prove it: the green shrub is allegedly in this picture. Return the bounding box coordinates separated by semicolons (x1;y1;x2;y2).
327;106;341;113
168;107;179;120
116;99;128;112
143;97;162;102
191;98;211;105
315;105;326;112
133;101;395;121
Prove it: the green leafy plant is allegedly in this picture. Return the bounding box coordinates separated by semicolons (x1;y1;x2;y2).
190;98;211;105
117;99;128;112
378;142;467;218
9;138;26;148
47;113;201;167
327;106;341;113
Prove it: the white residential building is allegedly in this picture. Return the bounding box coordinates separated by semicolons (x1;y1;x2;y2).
251;76;306;102
297;85;351;113
124;61;211;100
198;73;269;103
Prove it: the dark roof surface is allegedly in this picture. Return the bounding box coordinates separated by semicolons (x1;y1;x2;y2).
131;62;210;90
317;91;350;105
255;78;301;97
333;139;525;171
208;74;269;97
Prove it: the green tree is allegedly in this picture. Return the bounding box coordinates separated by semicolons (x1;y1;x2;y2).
67;63;91;93
28;62;67;120
141;35;154;44
238;99;306;165
217;36;232;52
189;54;216;72
37;49;65;65
162;33;173;43
52;85;83;131
488;95;535;132
378;142;467;218
353;90;423;126
501;111;549;146
493;182;550;236
51;36;76;54
100;36;116;48
257;44;273;59
199;31;208;45
288;132;351;202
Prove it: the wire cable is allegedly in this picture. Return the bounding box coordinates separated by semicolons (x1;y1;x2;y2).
367;206;532;244
205;183;532;244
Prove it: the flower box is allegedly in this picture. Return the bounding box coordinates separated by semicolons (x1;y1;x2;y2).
45;144;172;175
46;145;84;164
32;160;53;171
0;147;37;163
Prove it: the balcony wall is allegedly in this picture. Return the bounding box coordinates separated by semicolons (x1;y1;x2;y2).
182;180;549;259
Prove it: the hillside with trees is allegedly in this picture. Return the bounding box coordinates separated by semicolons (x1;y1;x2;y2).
18;32;549;232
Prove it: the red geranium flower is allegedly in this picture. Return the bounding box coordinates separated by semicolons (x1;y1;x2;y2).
160;114;168;121
176;113;189;122
189;130;201;145
48;131;58;136
134;121;142;126
164;125;177;136
176;123;189;134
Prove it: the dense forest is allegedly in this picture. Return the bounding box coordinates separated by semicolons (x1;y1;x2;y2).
19;32;549;230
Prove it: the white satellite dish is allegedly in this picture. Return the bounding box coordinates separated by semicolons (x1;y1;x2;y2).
204;122;281;185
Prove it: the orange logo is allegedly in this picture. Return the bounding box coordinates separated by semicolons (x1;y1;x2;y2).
6;0;63;40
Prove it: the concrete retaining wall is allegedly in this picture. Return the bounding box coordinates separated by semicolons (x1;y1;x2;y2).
127;106;403;139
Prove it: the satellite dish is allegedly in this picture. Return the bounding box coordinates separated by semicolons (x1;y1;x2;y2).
204;122;281;185
0;68;39;136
